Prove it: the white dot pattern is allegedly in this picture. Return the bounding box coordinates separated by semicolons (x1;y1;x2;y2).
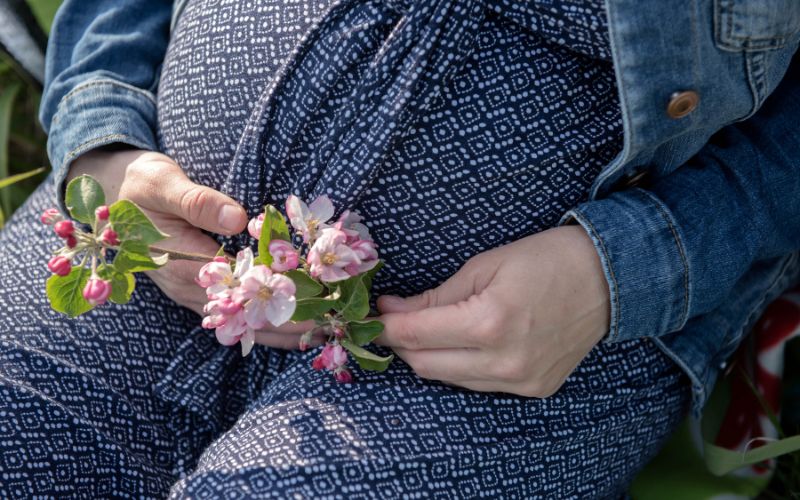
0;0;690;497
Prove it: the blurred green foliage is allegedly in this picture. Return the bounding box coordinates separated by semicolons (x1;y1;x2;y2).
0;0;61;226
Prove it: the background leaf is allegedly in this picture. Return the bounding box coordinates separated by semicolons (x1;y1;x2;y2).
0;82;23;217
109;199;168;245
46;266;92;317
0;166;45;189
65;174;105;224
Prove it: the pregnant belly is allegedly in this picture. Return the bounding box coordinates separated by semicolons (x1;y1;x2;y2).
156;0;622;297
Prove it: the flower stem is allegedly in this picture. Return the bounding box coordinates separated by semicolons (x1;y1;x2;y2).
148;246;231;263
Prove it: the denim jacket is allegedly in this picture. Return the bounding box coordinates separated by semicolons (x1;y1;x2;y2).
40;0;800;415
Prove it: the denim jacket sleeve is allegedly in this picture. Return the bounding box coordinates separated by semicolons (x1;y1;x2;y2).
39;0;173;210
562;61;800;343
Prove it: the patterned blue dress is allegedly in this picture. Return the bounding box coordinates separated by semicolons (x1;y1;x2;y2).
0;0;690;498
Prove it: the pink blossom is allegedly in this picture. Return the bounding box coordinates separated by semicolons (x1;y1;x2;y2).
66;235;78;248
334;368;353;383
95;205;110;221
83;277;112;306
100;228;119;246
336;210;373;242
307;228;360;282
285;194;334;243
247;213;264;239
233;265;296;329
345;239;379;275
320;343;348;371
47;256;72;276
40;208;62;225
201;299;256;356
196;248;253;297
268;240;299;272
54;220;74;238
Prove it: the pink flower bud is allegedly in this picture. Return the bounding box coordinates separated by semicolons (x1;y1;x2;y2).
311;355;325;371
334;368;353;383
333;326;345;339
95;205;110;221
66;235;78;249
216;296;242;316
100;228;120;246
247;213;264;239
47;255;72;276
54;220;75;238
40;208;62;225
268;240;299;272
83;278;112;306
298;330;314;351
320;343;348;370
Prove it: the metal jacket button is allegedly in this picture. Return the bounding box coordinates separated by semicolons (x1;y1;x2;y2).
666;90;699;119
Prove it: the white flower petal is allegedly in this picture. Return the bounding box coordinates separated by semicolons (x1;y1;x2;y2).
240;329;255;357
309;195;334;223
265;294;296;327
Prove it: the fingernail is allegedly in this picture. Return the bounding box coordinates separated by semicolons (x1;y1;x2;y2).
218;205;242;233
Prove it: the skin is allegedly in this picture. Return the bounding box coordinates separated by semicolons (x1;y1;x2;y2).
70;149;610;395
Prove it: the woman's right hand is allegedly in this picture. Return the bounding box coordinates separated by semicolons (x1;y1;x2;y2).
68;148;249;316
69;148;320;349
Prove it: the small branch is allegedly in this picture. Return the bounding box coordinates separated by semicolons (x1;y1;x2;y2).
149;246;228;263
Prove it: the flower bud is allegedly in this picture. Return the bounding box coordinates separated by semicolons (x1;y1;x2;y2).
334;368;353;383
54;220;75;238
66;235;78;249
40;208;62;225
311;355;325;371
216;296;242;316
100;228;120;246
332;326;345;339
47;255;72;276
298;330;314;351
83;278;112;306
95;205;110;221
247;213;265;240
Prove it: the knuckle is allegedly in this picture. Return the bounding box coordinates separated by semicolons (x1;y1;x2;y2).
419;289;438;308
398;324;421;348
179;186;212;222
498;357;528;383
474;313;504;344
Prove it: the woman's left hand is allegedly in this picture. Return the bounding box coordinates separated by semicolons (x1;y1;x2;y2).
376;225;611;397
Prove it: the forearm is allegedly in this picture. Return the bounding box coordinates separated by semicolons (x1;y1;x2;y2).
40;0;173;211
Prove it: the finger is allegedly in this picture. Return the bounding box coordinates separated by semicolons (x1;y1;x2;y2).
377;264;481;314
375;292;491;349
393;347;481;382
144;165;247;235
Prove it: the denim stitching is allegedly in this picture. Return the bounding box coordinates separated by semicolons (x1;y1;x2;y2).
59;79;157;108
63;134;153;169
715;0;793;51
571;208;621;342
636;189;691;333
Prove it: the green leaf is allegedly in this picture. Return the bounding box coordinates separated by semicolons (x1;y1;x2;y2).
0;167;46;190
113;241;166;273
703;436;800;476
65;175;106;225
0;82;22;217
361;261;383;291
98;265;136;305
46;266;93;317
257;205;291;266
291;290;341;322
341;340;394;372
336;276;370;321
215;245;226;257
109;272;136;305
109;199;168;245
285;269;323;299
349;320;384;346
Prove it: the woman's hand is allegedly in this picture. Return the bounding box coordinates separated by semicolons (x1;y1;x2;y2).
68;149;314;349
376;225;611;397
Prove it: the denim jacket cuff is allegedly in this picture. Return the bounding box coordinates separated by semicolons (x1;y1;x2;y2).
559;188;691;342
47;78;159;213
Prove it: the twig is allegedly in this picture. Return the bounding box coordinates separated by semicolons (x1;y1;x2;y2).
149;246;229;263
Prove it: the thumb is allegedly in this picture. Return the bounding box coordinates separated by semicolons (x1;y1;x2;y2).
377;263;480;313
154;167;247;235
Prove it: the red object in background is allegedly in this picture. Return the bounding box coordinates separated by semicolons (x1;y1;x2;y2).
714;287;800;473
